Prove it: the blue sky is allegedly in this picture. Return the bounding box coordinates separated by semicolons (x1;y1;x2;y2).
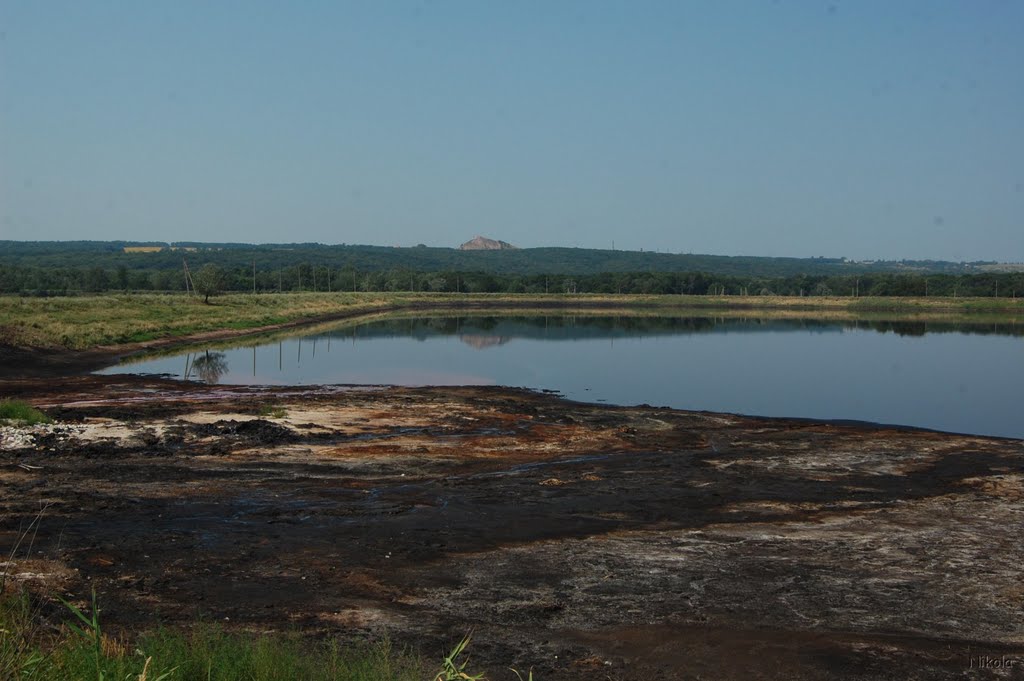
1;1;1021;261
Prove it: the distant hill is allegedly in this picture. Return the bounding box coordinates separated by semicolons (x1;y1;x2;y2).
459;236;517;251
2;240;1020;298
0;240;1003;278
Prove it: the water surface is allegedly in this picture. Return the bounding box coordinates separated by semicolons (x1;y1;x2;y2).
101;316;1024;438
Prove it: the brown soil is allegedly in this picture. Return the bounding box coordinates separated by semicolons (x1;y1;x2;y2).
3;373;1023;679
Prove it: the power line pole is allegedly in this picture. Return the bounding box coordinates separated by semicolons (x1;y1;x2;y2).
182;258;195;296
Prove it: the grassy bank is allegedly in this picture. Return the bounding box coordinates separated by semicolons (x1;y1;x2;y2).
1;591;474;680
0;399;51;424
0;291;1021;352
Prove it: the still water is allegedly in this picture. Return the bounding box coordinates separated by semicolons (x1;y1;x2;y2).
101;316;1024;439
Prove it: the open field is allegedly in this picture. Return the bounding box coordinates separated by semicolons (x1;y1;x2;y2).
1;375;1023;679
1;292;1021;353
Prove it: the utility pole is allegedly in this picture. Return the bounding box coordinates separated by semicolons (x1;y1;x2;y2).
182;258;195;296
253;259;256;294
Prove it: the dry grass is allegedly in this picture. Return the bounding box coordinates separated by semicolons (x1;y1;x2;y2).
0;293;395;350
0;292;1020;351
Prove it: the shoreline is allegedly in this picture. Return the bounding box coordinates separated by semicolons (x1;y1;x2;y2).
2;292;1022;377
2;374;1022;680
3;298;1023;678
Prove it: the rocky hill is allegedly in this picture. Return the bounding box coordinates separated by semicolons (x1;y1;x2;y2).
459;235;517;251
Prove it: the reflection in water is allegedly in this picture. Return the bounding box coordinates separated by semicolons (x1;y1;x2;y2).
332;315;1024;344
459;335;511;350
188;350;229;384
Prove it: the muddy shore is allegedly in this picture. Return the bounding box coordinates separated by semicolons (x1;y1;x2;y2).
2;371;1023;680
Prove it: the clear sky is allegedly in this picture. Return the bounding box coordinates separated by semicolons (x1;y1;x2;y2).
1;1;1021;261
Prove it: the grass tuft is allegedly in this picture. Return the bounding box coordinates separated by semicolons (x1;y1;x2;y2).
434;636;486;681
0;400;51;425
258;405;288;419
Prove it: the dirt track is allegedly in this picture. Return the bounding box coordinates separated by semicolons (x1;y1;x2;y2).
2;374;1024;679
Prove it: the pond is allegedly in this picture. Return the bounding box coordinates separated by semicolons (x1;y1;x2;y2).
100;315;1024;439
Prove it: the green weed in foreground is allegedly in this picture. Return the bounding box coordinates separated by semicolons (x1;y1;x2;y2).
434;636;485;681
0;593;47;680
257;405;288;419
0;590;443;680
0;400;51;425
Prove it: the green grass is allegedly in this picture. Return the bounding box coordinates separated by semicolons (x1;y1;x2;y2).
0;400;51;425
1;591;440;681
0;291;1021;352
257;405;288;419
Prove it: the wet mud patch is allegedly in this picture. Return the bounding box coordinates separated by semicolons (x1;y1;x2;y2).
2;375;1023;680
186;418;298;445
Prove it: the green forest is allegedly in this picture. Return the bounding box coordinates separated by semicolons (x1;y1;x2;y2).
1;240;1021;298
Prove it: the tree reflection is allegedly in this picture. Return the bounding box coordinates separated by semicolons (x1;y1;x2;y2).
191;350;229;384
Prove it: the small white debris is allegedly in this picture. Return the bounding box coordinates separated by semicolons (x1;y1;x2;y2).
1;423;82;451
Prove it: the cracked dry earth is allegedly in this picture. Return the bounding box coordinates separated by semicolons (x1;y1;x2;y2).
1;375;1023;680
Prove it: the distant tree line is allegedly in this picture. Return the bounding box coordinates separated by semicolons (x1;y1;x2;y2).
1;262;1022;299
0;240;1002;278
